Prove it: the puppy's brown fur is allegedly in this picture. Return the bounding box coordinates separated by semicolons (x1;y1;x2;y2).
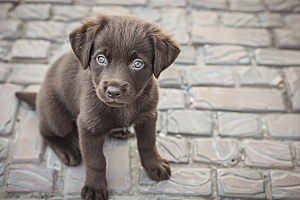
17;15;180;200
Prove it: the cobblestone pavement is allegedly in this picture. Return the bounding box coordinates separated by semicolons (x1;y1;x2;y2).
0;0;300;200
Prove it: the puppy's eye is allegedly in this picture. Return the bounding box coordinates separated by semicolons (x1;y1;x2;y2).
97;55;107;65
133;60;144;69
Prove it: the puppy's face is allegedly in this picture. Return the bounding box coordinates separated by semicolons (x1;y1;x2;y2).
70;15;180;107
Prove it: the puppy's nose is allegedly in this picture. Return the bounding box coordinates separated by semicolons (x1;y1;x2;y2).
106;86;123;99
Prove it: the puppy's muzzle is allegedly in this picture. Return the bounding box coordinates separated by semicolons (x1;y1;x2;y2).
105;84;128;100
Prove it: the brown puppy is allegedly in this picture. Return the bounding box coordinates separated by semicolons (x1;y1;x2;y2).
17;14;180;200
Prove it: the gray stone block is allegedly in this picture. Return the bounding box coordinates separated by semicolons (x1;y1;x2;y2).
158;67;181;88
52;6;90;22
204;45;250;65
186;66;234;87
222;13;260;28
295;142;300;166
167;110;213;136
244;140;293;169
75;0;146;6
140;168;212;196
92;6;131;15
134;7;160;22
218;112;262;138
11;39;51;62
6;164;55;192
190;0;227;10
0;3;13;19
0;83;22;135
158;89;185;110
236;66;282;87
12;110;44;163
284;67;300;111
24;0;72;3
191;10;218;26
274;29;300;49
255;48;300;66
193;139;240;165
175;46;196;65
0;137;8;159
0;163;4;186
13;4;51;20
217;169;266;199
270;171;300;199
189;87;286;112
266;114;300;139
8;64;49;85
285;14;300;28
259;13;284;28
0;20;21;39
0;63;11;82
0;40;9;60
229;0;265;12
192;26;271;47
156;135;189;163
150;0;186;7
24;21;66;43
265;0;300;13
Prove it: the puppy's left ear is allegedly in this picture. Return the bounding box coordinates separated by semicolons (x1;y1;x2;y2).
152;28;180;79
69;15;107;70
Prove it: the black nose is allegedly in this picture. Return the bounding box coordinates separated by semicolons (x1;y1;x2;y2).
106;86;123;99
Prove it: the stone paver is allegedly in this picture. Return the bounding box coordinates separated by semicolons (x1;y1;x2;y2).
11;39;51;62
158;89;185;110
259;13;283;28
218;112;262;138
13;4;51;20
217;169;266;199
0;40;9;61
229;0;265;12
1;0;300;199
204;45;250;65
222;13;260;28
8;64;49;85
186;66;234;87
236;66;282;87
167;110;213;136
270;171;300;199
193;139;240;165
266;114;300;139
190;0;227;10
244;140;293;169
6;164;55;192
12;110;44;163
64;137;131;194
156;135;189;163
0;138;8;159
0;3;13;20
285;14;300;28
52;6;90;22
92;6;130;16
274;29;300;49
175;46;196;65
0;83;22;135
157;67;181;88
284;67;300;111
139;168;212;196
255;48;300;66
0;20;21;39
24;21;65;43
189;87;286;112
0;63;11;82
265;0;300;13
191;10;218;26
192;26;271;47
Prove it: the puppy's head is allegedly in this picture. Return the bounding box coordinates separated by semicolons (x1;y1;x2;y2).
69;15;180;107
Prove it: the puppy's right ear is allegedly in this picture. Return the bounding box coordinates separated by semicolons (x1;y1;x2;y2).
69;15;107;70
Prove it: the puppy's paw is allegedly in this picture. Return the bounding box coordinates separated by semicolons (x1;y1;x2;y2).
55;144;82;166
143;157;171;181
110;129;132;139
81;184;109;200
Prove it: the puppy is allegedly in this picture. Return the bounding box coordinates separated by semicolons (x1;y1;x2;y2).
16;14;180;200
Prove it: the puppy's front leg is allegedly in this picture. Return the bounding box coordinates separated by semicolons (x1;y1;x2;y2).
135;112;171;181
78;120;109;200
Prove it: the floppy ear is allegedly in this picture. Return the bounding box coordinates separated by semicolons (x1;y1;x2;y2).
152;29;180;79
69;15;108;70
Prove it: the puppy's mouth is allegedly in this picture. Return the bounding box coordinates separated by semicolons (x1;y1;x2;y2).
105;102;126;107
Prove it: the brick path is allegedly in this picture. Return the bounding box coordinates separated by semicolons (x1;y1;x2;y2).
0;0;300;200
